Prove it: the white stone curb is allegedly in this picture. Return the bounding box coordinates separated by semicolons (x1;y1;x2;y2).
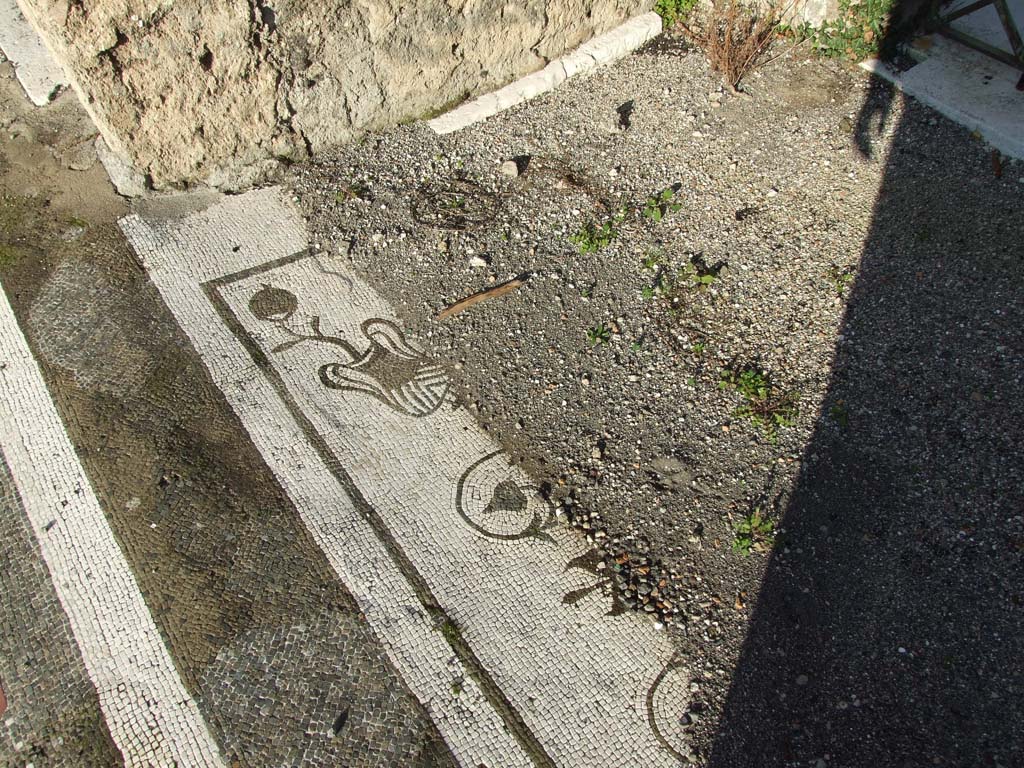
0;0;68;105
428;12;662;135
0;290;226;766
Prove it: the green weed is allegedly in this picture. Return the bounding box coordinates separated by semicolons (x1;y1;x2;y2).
571;208;627;254
656;0;700;27
571;221;617;253
733;507;775;554
681;254;726;290
827;264;855;296
437;616;463;647
587;324;612;346
642;250;665;271
799;0;896;60
720;364;799;441
642;187;683;222
829;400;850;428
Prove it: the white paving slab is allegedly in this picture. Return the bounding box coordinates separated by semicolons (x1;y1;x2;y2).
428;12;662;135
121;187;692;768
862;0;1024;162
0;0;67;105
0;288;225;766
862;38;1024;160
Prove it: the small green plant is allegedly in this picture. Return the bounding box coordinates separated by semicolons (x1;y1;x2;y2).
829;400;850;428
681;254;726;290
571;221;617;254
684;267;718;288
334;180;369;202
827;264;855;296
803;0;895;60
733;507;775;554
437;616;463;647
656;0;700;28
691;341;707;357
571;208;627;254
630;340;643;352
642;250;665;271
587;324;612;346
720;364;799;441
642;187;683;222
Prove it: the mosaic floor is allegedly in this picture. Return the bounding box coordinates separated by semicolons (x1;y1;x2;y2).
119;189;692;767
0;187;692;767
0;9;691;763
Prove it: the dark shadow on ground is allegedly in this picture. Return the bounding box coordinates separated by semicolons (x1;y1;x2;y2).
708;9;1024;767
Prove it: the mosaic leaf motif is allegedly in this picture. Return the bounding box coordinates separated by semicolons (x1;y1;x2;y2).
455;451;555;542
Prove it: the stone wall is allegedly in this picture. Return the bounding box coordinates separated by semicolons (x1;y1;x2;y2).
17;0;651;192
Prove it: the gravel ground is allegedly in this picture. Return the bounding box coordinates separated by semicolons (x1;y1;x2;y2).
291;38;1024;768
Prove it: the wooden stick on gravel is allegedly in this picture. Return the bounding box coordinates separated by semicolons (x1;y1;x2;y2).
436;274;529;320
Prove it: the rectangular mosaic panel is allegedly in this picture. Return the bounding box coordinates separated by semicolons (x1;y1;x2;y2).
122;188;690;768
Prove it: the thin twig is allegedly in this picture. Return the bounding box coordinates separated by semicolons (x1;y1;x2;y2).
437;275;529;320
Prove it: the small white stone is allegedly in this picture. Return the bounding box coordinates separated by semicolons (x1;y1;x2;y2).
499;159;519;177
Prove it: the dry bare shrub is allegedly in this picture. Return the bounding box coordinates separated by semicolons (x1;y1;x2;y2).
683;0;784;93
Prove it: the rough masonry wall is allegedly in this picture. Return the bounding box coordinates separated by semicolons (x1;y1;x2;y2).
16;0;651;191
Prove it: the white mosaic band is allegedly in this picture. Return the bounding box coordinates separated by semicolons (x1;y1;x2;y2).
121;187;691;768
0;288;225;766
